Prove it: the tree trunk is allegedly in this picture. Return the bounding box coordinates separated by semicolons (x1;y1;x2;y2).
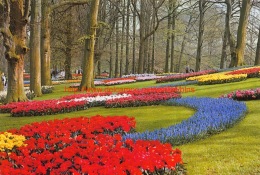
41;0;52;85
143;8;151;73
137;0;145;74
170;1;176;72
151;6;155;73
120;0;125;77
255;26;260;65
234;0;251;66
30;0;42;97
125;0;130;75
224;0;236;67
132;7;136;74
115;19;119;77
164;5;171;73
80;0;100;90
0;0;29;103
177;15;192;73
220;29;227;69
109;39;113;78
64;8;73;80
195;0;206;72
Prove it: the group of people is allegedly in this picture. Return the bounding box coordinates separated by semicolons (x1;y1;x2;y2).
51;69;65;80
185;65;195;73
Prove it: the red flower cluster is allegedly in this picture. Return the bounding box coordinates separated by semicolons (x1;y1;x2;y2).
221;88;260;101
106;87;181;107
156;70;217;83
226;67;260;78
0;116;184;175
0;100;89;117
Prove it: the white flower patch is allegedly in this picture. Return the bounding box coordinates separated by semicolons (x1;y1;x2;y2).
57;93;131;104
122;73;156;78
94;81;105;86
104;79;136;85
135;76;164;81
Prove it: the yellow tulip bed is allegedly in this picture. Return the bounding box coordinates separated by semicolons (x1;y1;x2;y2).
186;73;247;85
0;132;27;152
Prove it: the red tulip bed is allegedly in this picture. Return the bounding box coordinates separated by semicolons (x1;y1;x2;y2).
106;87;181;108
0;92;112;116
220;88;260;101
225;67;260;78
0;116;185;175
156;70;217;83
0;100;89;116
0;87;181;117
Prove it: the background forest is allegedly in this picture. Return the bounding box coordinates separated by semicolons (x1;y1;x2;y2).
0;0;260;102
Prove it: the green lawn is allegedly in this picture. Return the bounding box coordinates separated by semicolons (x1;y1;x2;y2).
0;78;259;174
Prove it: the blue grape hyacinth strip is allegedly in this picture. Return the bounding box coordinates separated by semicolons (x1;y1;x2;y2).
123;97;247;146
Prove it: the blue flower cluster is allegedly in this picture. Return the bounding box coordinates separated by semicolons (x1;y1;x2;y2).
123;97;247;146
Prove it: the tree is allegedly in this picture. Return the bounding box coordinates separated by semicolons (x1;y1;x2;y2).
177;15;193;73
255;26;260;65
30;0;42;97
120;0;126;77
64;8;73;80
230;0;252;67
132;3;136;74
132;0;166;74
125;0;130;75
170;0;177;73
80;0;100;90
41;0;52;85
164;0;172;73
115;18;119;77
195;0;207;72
0;0;30;102
165;0;177;73
41;0;91;84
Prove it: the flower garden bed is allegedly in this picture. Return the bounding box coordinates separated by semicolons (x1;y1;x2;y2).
156;70;217;83
225;67;260;78
106;87;181;107
122;74;164;81
186;73;247;85
102;77;136;86
0;116;185;174
123;97;247;146
0;87;181;117
220;88;260;101
0;93;130;116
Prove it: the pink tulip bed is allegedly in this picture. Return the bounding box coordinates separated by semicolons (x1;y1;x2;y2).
156;70;217;83
101;77;136;86
225;67;260;78
0;87;181;117
220;88;260;101
0;115;184;174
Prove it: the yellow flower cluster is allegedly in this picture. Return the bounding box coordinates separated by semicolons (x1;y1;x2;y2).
65;79;81;83
0;132;27;152
186;73;247;85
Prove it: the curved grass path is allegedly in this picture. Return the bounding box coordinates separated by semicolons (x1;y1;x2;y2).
0;78;260;174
